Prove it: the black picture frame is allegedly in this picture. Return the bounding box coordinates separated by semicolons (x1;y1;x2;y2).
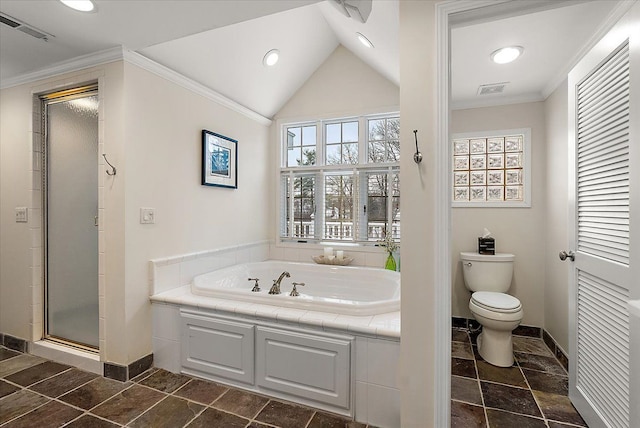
202;130;238;189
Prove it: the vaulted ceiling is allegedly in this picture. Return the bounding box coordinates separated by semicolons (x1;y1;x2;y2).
0;0;622;118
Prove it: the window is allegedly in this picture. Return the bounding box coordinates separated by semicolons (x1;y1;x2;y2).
452;128;531;207
280;114;400;243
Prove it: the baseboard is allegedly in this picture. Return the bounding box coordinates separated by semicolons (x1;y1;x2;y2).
451;317;568;371
0;333;29;353
104;353;154;381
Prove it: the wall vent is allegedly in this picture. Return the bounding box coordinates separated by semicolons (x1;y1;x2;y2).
477;82;509;96
0;13;53;41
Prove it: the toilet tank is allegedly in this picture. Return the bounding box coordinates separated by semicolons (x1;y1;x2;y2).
460;252;515;292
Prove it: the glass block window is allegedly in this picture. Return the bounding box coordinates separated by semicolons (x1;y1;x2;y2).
280;113;400;243
452;129;531;207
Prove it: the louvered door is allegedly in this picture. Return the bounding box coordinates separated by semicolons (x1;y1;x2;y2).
567;4;638;427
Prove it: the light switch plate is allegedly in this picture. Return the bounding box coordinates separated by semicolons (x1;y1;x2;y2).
140;208;155;224
15;207;28;223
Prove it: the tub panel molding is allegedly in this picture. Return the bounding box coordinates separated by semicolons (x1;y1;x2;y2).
181;312;254;385
256;326;351;409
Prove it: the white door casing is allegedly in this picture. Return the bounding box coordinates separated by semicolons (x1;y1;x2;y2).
567;3;639;427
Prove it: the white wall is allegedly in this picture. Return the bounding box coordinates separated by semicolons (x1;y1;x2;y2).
543;80;569;351
451;102;547;327
0;59;271;366
398;1;439;426
275;45;399;121
122;62;270;362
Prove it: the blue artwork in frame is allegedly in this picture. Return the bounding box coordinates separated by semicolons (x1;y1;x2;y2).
202;130;237;188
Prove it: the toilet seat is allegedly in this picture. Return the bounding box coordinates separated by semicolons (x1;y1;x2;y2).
471;291;521;313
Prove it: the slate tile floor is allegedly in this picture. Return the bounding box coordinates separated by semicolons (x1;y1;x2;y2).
1;331;586;428
451;328;588;428
0;346;369;428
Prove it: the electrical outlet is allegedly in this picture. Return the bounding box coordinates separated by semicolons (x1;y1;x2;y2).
15;207;28;223
140;208;155;224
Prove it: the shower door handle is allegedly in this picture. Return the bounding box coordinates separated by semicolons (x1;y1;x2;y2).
559;250;575;261
94;215;98;227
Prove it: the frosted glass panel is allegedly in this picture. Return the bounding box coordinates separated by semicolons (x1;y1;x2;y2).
47;94;99;348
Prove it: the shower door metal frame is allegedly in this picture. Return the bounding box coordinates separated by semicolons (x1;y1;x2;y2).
41;84;100;352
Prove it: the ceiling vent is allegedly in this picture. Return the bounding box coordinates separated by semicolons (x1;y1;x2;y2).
0;13;53;41
477;82;509;96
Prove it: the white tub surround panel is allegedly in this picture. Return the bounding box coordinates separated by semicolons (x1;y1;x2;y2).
151;301;400;427
149;241;271;296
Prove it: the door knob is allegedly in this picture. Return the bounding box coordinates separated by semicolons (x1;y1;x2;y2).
559;250;575;261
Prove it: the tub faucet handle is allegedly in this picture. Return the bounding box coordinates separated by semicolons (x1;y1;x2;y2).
248;278;260;292
290;282;305;297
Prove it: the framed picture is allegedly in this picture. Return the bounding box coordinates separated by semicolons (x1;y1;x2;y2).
202;130;237;189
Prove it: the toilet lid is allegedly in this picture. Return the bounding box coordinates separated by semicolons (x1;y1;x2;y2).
472;291;521;313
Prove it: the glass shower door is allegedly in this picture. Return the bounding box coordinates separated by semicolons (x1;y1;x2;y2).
45;90;99;349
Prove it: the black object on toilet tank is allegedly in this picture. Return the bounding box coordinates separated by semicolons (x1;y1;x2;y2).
478;237;495;255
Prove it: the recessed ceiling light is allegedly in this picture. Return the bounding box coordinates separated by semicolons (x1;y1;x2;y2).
356;32;374;49
490;46;523;64
60;0;96;12
263;49;280;67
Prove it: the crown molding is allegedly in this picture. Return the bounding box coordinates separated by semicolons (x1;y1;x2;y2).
0;46;272;126
451;92;545;111
541;0;637;99
122;50;271;126
0;47;124;90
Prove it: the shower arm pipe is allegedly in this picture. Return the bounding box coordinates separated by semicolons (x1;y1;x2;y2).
102;154;116;176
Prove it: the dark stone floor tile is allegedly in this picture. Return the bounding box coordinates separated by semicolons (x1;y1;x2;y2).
91;384;165;425
451;400;486;428
452;329;470;343
65;414;120;428
0;348;20;362
547;422;582;428
0;389;50;424
515;352;566;376
212;388;269;419
246;422;271;428
2;399;82;428
174;378;227;405
533;390;587;426
187;407;249;428
0;355;45;378
522;369;568;395
255;400;315;428
513;337;554;357
481;382;542;418
476;361;527;388
308;411;367;428
452;341;474;360
485;409;547;428
5;361;71;387
0;379;20;398
451;376;482;405
138;369;189;393
29;368;97;398
472;345;483;361
59;377;130;410
452;358;476;379
129;395;203;428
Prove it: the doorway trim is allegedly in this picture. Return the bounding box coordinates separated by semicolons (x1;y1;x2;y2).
435;0;634;425
29;70;106;366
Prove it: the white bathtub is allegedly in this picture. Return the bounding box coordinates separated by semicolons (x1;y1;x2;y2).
191;261;400;315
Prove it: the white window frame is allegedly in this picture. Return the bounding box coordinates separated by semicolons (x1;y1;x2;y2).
451;128;531;208
278;112;400;245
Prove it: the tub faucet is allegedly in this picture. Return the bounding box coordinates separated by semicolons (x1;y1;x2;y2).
269;271;290;295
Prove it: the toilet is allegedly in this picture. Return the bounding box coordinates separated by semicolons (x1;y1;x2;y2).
460;252;523;367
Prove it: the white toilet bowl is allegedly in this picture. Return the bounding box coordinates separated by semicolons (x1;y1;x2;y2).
469;291;523;367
